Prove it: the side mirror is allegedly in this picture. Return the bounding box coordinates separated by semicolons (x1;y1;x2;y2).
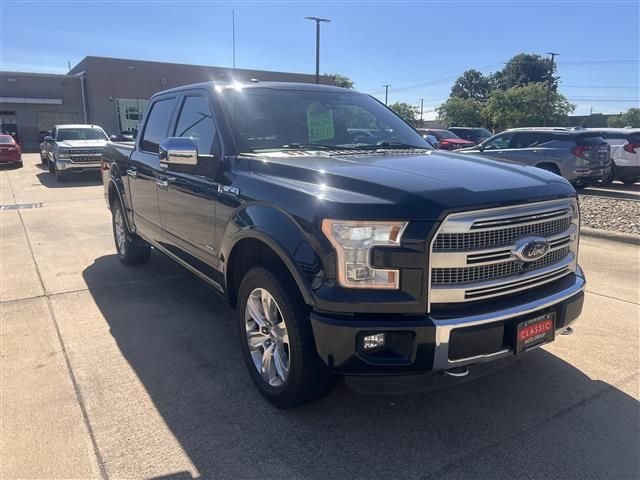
159;137;198;166
44;136;53;142
110;134;128;142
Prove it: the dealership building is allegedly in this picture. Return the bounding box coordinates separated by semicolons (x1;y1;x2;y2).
0;56;334;151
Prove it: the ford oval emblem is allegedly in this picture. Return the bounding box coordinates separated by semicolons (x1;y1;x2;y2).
514;236;550;262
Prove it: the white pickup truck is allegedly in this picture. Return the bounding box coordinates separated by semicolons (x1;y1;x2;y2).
41;124;109;181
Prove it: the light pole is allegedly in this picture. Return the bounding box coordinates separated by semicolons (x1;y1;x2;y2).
383;84;391;105
305;17;331;84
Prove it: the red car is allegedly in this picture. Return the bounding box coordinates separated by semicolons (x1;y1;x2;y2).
0;135;22;167
418;129;475;150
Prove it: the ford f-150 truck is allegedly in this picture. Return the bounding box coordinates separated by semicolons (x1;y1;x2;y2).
42;124;109;181
102;82;585;408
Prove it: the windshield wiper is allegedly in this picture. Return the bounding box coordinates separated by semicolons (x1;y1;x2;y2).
353;141;430;150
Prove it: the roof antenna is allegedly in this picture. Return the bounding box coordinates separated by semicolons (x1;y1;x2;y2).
232;9;236;70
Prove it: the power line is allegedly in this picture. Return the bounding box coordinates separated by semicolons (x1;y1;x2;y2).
561;85;639;89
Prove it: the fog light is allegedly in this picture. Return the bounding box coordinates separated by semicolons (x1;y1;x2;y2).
363;333;385;350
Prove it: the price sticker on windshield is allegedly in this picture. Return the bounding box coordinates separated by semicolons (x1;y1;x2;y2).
307;102;335;142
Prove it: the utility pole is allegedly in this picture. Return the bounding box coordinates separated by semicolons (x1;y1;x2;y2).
305;17;331;84
383;84;391;105
543;51;559;126
420;98;424;125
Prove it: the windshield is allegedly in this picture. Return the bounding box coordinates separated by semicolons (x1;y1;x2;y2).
434;130;459;140
219;87;431;153
57;128;108;141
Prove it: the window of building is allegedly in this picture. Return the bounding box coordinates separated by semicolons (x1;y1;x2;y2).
116;98;149;134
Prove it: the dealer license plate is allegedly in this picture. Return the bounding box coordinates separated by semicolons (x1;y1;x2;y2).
515;312;555;354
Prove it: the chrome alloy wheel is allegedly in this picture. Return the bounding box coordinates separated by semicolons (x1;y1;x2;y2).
114;207;126;256
244;288;290;387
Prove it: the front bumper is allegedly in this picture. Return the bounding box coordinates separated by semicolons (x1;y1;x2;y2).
56;159;101;172
311;267;585;375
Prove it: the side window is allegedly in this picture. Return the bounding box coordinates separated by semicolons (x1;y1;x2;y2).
173;95;217;155
140;98;176;153
510;133;544;149
485;133;513;150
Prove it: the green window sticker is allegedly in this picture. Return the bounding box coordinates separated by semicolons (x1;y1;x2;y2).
306;102;335;142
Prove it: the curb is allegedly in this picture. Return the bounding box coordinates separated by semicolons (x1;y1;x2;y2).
580;227;640;245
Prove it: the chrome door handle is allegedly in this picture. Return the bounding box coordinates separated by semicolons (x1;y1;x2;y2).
126;168;137;178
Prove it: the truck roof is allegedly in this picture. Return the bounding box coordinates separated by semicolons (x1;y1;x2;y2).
152;81;352;97
55;124;105;129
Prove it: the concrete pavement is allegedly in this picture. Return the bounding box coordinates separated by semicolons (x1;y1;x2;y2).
1;154;639;479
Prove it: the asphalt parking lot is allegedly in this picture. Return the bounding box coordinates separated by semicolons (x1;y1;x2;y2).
1;154;639;480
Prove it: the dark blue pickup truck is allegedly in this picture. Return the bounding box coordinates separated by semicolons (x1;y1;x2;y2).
102;82;585;408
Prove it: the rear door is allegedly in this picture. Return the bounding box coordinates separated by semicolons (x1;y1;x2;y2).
128;95;178;243
157;90;222;282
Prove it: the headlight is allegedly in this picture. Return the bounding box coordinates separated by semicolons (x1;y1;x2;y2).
58;149;71;158
322;220;407;289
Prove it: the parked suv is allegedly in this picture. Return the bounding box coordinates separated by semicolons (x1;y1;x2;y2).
459;127;611;188
102;82;585;407
448;127;493;145
41;124;109;181
593;128;640;185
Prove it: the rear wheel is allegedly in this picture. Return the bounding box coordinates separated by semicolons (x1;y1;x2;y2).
112;199;151;265
623;178;639;185
238;266;336;408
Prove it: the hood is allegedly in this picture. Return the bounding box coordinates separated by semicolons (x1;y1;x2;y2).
244;150;575;221
57;140;107;148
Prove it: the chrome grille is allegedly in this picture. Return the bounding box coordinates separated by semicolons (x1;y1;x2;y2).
434;216;571;251
68;149;102;155
432;247;570;285
428;198;580;308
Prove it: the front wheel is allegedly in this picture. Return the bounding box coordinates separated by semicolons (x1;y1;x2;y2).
238;267;336;408
622;178;639;185
55;165;66;182
112;199;151;265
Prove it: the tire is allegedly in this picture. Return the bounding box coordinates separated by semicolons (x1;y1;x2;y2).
55;165;66;182
623;178;639;185
237;266;336;408
111;199;151;265
40;153;47;164
48;158;55;173
599;166;615;186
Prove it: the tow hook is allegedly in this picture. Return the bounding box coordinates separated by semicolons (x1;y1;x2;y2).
560;326;574;336
443;366;470;378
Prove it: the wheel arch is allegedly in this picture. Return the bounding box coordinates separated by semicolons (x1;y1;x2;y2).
222;205;323;309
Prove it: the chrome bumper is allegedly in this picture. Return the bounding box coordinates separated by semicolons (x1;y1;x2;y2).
56;160;101;171
432;266;586;371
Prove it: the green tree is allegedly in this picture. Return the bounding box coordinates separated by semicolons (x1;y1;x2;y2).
437;97;486;127
329;73;354;89
608;108;640;127
450;69;492;101
485;82;574;130
491;53;557;90
389;102;418;125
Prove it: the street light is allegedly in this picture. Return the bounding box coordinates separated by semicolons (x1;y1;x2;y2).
305;16;331;84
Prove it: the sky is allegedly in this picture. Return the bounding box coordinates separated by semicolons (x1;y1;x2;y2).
1;0;638;119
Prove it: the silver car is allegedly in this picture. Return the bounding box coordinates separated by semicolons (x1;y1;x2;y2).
458;127;611;188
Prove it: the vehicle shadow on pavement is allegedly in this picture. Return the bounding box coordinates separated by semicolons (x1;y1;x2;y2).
83;255;640;480
35;171;102;188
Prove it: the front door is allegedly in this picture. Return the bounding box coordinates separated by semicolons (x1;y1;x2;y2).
128;96;177;243
157;92;221;285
